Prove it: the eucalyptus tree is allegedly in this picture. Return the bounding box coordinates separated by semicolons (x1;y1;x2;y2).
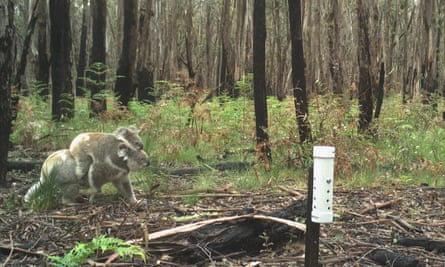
0;0;16;186
49;0;74;121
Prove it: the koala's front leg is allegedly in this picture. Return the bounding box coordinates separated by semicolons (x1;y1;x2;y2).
112;176;137;203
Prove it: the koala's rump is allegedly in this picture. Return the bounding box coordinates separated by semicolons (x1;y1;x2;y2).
42;149;76;185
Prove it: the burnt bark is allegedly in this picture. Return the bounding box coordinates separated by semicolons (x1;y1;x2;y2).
368;249;419;267
36;0;49;97
396;236;445;253
288;0;312;144
356;0;373;134
49;0;74;121
136;0;155;103
374;62;384;119
115;0;138;106
89;0;107;116
76;0;89;97
253;0;271;170
149;199;306;264
0;0;16;186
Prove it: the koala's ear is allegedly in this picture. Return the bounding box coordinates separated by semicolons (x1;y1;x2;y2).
114;127;127;136
117;143;130;160
128;125;140;133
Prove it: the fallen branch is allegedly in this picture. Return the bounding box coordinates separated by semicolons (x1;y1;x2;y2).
138;214;306;241
395;237;445;253
130;200;307;263
359;197;403;214
368;248;420;267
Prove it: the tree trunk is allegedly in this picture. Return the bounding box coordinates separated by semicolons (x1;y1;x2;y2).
218;0;236;97
14;0;39;91
253;0;271;171
0;0;16;186
184;0;195;80
76;0;89;97
136;0;155;103
374;62;384;119
420;0;435;106
36;0;49;98
49;0;74;121
89;0;107;116
327;0;344;95
356;0;373;134
115;0;138;106
288;0;312;144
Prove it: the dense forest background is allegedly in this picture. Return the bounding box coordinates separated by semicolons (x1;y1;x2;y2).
2;0;445;185
10;0;445;103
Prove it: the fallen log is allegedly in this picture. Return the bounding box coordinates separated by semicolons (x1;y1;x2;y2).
395;236;445;253
136;199;307;264
368;249;420;267
7;160;43;172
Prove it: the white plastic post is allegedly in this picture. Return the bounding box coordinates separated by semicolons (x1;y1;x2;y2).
312;146;335;223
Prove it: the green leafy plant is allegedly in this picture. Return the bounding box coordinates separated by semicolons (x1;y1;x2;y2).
259;231;274;253
79;62;119;101
46;235;146;267
25;170;61;211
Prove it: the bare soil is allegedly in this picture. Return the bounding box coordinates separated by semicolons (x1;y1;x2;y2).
1;171;444;266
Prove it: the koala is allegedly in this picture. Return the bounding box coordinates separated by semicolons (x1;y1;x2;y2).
25;140;149;204
69;126;143;183
86;140;150;203
24;149;80;204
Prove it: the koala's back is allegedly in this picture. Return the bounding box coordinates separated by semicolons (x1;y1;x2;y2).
69;133;119;162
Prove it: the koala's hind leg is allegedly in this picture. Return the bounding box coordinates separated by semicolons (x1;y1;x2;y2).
112;177;137;203
60;183;80;204
87;164;102;203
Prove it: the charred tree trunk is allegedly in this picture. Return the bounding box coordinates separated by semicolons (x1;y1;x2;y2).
374;62;384;119
76;0;89;97
0;0;16;186
89;0;107;116
115;0;138;106
288;0;312;144
136;0;155;103
36;0;49;98
253;0;271;171
218;0;236;97
356;0;373;134
49;0;74;121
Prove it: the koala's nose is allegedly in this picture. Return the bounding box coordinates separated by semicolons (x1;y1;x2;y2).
143;158;150;167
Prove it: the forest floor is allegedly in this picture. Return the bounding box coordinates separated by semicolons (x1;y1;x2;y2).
1;170;445;266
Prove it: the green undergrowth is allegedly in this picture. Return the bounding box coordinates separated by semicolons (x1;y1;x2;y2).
12;87;445;195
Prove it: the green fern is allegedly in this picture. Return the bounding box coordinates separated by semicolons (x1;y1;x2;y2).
46;235;146;266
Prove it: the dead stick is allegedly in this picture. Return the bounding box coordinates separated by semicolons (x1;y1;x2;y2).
277;185;305;198
359;197;403;214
